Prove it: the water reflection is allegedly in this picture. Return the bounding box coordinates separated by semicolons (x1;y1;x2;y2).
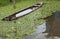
23;23;47;39
23;11;60;39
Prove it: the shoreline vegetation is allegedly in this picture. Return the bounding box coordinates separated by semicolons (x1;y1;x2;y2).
0;0;60;39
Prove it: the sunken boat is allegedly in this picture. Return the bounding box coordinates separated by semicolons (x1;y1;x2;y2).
2;2;44;21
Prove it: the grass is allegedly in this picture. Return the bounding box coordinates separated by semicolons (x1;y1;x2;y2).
0;0;60;39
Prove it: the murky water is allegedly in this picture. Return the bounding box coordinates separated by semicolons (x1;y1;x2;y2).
23;11;60;39
23;23;48;39
23;22;60;39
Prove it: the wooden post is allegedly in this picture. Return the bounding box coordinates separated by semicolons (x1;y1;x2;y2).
12;0;16;9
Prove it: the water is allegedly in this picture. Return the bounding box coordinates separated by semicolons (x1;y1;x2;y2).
23;22;60;39
23;22;48;39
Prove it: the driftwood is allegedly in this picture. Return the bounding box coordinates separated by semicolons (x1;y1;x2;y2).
2;2;44;21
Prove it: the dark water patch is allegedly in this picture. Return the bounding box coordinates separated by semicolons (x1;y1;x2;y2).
54;11;60;22
43;11;60;39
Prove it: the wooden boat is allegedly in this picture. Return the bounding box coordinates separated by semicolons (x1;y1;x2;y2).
2;2;44;21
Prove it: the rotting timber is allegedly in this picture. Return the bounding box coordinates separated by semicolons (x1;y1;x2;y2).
2;2;44;21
